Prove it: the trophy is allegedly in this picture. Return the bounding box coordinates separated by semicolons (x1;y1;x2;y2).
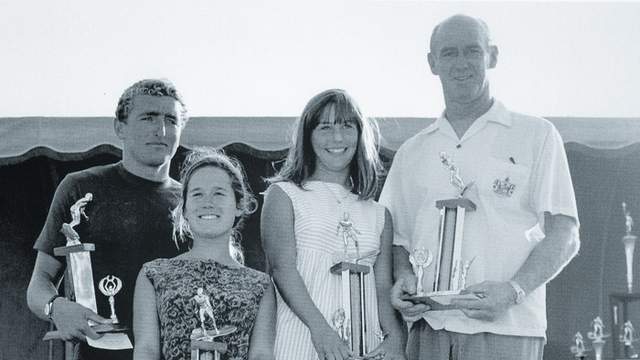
409;247;433;297
43;193;131;349
402;152;481;308
98;275;123;324
570;332;587;359
587;316;610;360
329;213;384;359
619;321;639;359
190;287;237;360
622;202;636;293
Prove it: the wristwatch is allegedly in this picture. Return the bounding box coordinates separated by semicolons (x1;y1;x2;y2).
44;294;63;320
508;280;526;305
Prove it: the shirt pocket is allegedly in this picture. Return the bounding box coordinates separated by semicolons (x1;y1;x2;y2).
477;157;531;214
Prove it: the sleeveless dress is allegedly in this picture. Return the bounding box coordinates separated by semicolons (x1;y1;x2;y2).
142;258;271;360
270;181;386;360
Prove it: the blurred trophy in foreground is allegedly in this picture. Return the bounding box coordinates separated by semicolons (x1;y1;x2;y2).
622;202;637;293
587;316;610;360
190;287;236;360
570;332;587;359
619;320;639;359
330;213;384;359
43;193;131;349
402;152;482;309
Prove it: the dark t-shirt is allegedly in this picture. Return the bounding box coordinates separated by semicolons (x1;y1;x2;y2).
34;162;185;360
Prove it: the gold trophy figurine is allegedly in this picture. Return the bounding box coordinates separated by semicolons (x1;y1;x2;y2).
190;287;237;360
409;247;433;297
619;321;639;359
98;275;123;325
570;332;587;359
587;316;610;360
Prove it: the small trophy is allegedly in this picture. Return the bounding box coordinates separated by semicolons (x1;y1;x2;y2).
402;153;481;308
619;321;639;359
622;202;637;293
587;316;609;360
190;287;237;360
43;194;131;348
98;275;123;324
570;332;587;359
330;213;384;359
409;248;433;297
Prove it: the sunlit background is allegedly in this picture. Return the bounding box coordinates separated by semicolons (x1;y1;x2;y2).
1;1;639;118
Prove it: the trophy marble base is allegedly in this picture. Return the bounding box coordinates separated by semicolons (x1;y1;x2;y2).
190;326;236;360
42;323;128;341
401;291;484;311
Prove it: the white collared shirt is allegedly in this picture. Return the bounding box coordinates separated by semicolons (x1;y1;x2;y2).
379;100;579;337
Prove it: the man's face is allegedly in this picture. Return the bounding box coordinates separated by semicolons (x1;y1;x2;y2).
115;95;185;168
428;19;497;105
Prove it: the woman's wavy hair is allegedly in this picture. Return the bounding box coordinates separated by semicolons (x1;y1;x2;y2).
173;148;257;264
268;89;383;200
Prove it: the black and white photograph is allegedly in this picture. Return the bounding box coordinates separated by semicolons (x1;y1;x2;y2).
1;1;640;360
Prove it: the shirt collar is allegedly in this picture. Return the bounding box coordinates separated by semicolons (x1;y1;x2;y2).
424;99;510;135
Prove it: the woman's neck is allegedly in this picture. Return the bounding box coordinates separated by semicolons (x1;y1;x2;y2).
308;171;350;187
179;233;239;266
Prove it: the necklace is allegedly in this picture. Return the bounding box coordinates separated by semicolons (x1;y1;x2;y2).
320;181;351;205
318;181;361;260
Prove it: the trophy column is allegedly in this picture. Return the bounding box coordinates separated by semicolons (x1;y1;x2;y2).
44;193;99;341
434;198;476;293
42;193;131;350
402;153;481;308
330;261;371;357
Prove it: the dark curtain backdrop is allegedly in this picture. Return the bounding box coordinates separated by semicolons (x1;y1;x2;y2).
1;143;638;360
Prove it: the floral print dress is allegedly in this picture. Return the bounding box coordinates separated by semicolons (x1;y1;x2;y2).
142;258;270;360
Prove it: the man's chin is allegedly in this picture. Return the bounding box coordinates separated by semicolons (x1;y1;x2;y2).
141;156;172;168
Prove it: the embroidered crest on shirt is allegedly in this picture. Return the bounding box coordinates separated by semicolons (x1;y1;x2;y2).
492;176;516;197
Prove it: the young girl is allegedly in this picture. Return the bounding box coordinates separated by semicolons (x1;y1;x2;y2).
261;89;406;360
133;148;275;360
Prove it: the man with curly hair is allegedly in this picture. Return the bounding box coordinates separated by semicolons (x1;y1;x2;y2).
27;79;189;360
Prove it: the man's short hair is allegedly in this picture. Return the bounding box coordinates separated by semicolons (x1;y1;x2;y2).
115;78;188;123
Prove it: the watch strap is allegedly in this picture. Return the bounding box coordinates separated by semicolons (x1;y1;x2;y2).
44;294;63;320
508;280;526;305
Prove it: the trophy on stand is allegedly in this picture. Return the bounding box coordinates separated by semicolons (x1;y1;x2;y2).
622;202;636;293
329;213;384;359
43;193;131;349
190;287;237;360
402;152;482;309
570;332;587;359
619;321;639;359
587;316;610;360
98;275;123;324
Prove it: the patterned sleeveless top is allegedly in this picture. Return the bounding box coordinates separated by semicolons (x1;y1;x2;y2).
142;258;270;360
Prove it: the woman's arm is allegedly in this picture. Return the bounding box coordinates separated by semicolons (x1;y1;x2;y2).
248;280;276;360
132;269;161;360
373;209;407;360
260;185;352;360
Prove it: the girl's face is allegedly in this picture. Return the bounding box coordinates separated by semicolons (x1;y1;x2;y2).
310;104;359;181
184;166;241;240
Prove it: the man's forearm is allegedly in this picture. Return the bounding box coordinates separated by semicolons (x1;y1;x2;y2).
393;245;414;281
511;214;579;295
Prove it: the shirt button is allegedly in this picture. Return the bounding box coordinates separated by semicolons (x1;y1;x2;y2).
456;144;462;149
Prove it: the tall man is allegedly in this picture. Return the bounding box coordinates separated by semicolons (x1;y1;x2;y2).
27;79;188;360
380;15;580;360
